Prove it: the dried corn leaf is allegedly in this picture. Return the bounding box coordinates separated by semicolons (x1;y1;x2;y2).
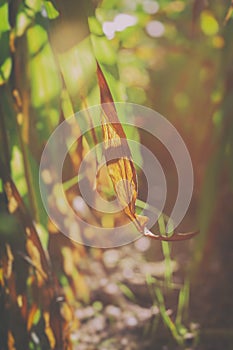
44;311;56;349
96;62;198;241
0;267;4;287
27;303;39;331
3;244;14;279
7;331;16;350
97;62;148;233
0;163;49;282
25;238;47;286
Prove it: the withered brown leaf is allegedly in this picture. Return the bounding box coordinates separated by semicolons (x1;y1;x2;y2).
97;61;148;233
96;62;198;241
44;311;56;349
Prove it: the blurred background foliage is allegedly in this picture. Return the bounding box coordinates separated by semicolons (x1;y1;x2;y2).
0;0;233;349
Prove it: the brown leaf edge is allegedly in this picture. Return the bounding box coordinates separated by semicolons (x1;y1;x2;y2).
144;228;199;241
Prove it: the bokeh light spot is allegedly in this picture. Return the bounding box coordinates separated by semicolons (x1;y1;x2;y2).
146;21;165;38
143;1;159;14
200;11;219;36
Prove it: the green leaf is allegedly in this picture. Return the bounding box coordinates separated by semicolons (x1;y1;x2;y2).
15;6;33;37
118;283;136;302
91;34;117;65
27;24;61;128
0;0;10;32
175;279;190;326
11;146;28;197
43;0;59;19
146;273;156;286
0;47;12;85
58;38;96;101
27;23;47;55
0;1;12;85
15;0;42;37
26;0;42;10
88;16;103;36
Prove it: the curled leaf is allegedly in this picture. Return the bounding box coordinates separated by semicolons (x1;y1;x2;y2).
96;62;198;242
97;61;148;233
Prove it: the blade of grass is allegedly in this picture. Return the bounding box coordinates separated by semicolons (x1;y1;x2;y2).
118;283;136;302
154;286;183;345
175;278;190;327
158;214;173;286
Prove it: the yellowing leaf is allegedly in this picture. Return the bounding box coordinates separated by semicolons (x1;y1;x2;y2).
26;238;47;286
7;331;16;350
3;244;14;279
44;311;56;349
0;170;50;279
27;303;39;331
96;62;198;242
97;62;148;233
60;302;74;323
0;267;4;287
4;182;18;213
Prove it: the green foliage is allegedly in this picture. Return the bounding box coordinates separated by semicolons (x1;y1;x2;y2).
43;0;59;19
0;0;12;85
118;283;136;302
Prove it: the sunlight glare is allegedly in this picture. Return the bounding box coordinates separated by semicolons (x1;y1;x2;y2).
103;14;138;40
143;1;159;14
114;14;138;32
102;21;115;40
146;20;165;37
